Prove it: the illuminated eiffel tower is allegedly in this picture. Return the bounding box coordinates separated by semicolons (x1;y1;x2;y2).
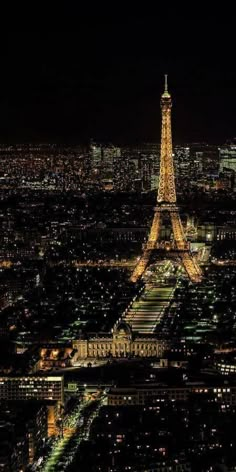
131;76;202;283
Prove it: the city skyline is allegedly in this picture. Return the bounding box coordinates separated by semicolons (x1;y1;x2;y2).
1;7;236;471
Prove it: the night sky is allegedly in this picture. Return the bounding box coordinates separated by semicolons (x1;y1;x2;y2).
4;6;236;144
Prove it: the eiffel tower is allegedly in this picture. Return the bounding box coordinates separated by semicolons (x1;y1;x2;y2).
131;76;202;284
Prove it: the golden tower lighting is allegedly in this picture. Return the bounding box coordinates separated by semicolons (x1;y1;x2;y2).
131;75;202;283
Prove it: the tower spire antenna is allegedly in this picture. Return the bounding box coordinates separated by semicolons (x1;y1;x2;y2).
164;74;168;93
162;74;170;98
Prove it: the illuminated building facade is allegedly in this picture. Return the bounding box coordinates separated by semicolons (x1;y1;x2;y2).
0;376;64;403
113;152;154;192
39;346;74;370
0;376;64;436
189;143;219;176
72;321;168;360
108;384;236;406
219;140;236;174
174;145;191;179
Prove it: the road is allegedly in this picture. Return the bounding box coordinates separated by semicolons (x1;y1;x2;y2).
35;393;106;472
212;259;236;266
73;260;136;268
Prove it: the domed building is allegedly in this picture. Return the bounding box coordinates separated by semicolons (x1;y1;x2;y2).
113;321;132;340
72;320;168;361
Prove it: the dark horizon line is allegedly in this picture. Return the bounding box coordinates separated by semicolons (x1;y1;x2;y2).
0;138;230;148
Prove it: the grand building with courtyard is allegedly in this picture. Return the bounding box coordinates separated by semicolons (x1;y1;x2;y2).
72;321;168;360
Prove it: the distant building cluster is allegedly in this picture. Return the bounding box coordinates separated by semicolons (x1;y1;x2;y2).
0;139;235;193
0;139;235;470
